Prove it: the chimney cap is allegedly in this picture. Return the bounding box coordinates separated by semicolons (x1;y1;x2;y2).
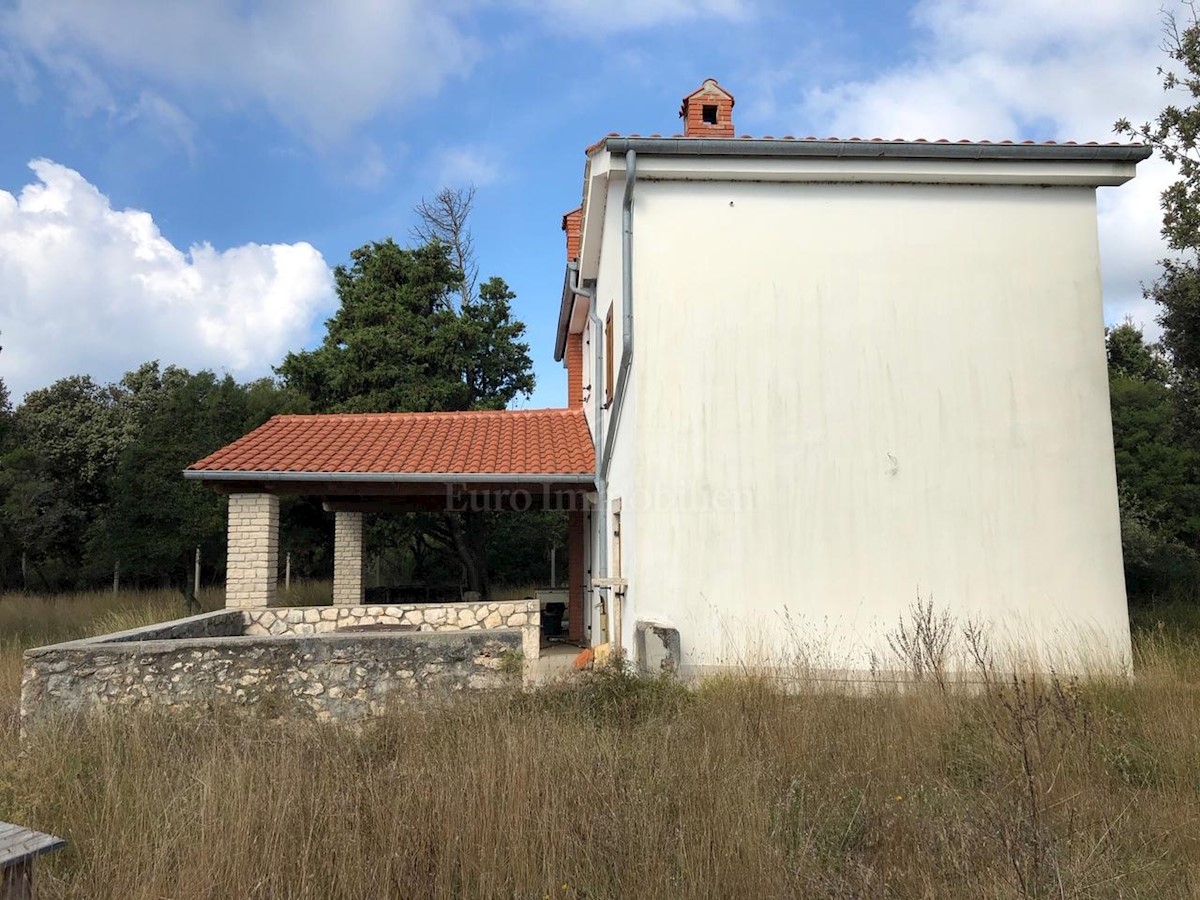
679;78;735;117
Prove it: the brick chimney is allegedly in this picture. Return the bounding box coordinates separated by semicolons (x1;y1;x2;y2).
562;207;584;409
680;78;735;138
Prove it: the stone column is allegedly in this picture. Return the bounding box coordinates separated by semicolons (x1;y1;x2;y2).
226;493;279;609
333;511;364;606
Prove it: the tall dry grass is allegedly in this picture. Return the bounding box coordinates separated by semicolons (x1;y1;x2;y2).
0;595;1197;898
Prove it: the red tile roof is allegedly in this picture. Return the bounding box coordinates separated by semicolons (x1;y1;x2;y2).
187;408;595;477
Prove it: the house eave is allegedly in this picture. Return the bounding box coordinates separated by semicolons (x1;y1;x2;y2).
183;470;596;484
603;137;1152;164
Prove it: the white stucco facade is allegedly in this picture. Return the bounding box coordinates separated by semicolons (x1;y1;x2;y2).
570;145;1145;675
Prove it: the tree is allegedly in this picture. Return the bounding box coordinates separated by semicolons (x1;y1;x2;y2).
277;233;536;596
278;240;533;413
1106;323;1200;599
102;366;313;592
409;188;562;591
1117;4;1200;382
409;185;535;408
411;185;479;310
1110;6;1200;600
0;334;10;447
0;375;126;587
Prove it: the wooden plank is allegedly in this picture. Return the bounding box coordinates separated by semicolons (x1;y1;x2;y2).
0;822;65;868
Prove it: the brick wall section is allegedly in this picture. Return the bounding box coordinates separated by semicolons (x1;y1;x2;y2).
226;493;278;608
333;511;364;606
568;510;585;642
566;333;583;409
563;207;582;261
563;207;585;408
681;79;734;138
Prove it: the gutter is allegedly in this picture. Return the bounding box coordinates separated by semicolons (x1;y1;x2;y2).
554;265;573;362
182;470;595;484
601;149;636;484
603;137;1153;163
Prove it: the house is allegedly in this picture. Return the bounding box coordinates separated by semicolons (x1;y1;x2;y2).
188;80;1151;677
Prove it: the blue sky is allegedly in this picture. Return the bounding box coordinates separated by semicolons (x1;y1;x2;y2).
0;0;1177;405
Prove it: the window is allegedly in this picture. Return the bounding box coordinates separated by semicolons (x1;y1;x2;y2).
605;304;614;406
702;104;718;125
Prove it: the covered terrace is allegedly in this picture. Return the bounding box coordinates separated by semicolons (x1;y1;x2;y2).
184;408;594;643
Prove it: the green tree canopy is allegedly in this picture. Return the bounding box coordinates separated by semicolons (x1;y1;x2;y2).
1106;323;1200;599
0;361;316;593
1118;6;1200;381
277;240;533;413
101;366;311;590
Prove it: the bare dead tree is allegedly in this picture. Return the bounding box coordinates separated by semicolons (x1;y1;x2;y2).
411;185;479;310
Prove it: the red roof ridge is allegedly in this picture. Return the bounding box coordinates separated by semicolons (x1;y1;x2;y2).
269;407;581;422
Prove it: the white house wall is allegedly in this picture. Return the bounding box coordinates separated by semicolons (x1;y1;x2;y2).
583;180;640;648
623;178;1129;674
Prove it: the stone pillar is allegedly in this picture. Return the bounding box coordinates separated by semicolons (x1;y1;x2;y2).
226;493;279;609
568;509;585;642
333;511;364;606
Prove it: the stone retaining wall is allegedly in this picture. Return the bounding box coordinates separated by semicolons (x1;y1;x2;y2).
243;600;542;659
20;610;523;728
102;610;245;642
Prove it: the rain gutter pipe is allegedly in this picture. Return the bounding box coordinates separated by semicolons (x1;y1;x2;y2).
602;150;636;484
599;149;637;648
568;260;607;639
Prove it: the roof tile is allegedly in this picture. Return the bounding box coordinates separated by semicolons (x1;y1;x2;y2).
188;409;595;476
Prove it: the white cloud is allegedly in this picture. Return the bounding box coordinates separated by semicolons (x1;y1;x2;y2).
343;141;393;190
0;0;481;144
121;91;198;159
0;0;760;150
436;146;501;188
795;0;1175;333
524;0;755;32
0;160;335;399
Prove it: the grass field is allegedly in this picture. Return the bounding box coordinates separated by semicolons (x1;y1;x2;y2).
0;590;1198;898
